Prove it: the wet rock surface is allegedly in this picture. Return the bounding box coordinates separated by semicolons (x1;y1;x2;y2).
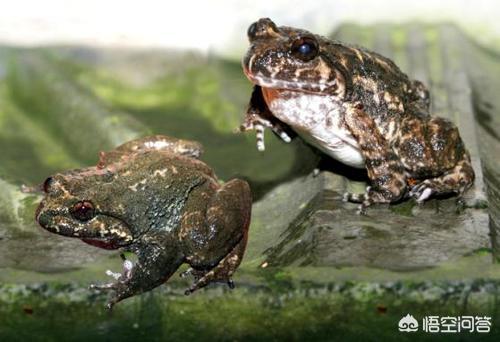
262;174;490;270
0;24;498;278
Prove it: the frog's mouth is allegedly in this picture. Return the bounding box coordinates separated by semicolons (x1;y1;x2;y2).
243;65;342;96
81;238;123;250
36;206;134;250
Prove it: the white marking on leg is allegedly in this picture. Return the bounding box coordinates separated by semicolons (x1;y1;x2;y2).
105;270;121;280
279;131;292;143
417;188;433;202
255;124;265;151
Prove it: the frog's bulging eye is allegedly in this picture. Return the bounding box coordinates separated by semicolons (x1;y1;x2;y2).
43;177;54;193
71;201;95;222
291;37;319;62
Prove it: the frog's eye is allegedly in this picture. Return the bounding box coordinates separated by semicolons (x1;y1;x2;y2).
71;201;95;222
43;177;54;193
291;37;319;62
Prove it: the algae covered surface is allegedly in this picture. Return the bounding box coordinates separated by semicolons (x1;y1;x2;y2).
1;24;500;340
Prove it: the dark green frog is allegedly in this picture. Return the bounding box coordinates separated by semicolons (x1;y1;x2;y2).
36;135;252;308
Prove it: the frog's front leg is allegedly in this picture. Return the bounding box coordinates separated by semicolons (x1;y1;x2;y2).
240;85;293;151
97;253;133;282
180;179;251;294
342;103;408;210
91;241;184;309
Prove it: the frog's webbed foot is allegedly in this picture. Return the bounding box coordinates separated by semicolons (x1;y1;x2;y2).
343;186;406;214
90;260;133;290
179;267;205;281
240;114;292;151
343;186;372;214
184;235;246;296
409;181;436;202
89;255;134;308
409;156;474;203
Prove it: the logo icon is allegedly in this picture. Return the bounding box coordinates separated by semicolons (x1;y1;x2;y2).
399;314;419;332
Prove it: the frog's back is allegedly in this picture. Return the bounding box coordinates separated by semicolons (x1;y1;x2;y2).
322;40;413;101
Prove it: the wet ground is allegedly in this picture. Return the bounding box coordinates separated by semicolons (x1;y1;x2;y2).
1;24;500;340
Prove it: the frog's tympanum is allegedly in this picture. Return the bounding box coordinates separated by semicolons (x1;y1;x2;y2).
241;18;474;209
36;135;252;308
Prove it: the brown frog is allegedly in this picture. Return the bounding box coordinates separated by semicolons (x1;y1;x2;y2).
35;135;252;308
240;18;474;210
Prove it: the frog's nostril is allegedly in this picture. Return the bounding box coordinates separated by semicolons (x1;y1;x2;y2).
36;209;49;227
36;207;57;228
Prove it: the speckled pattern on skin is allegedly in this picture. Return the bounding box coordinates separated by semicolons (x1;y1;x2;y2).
240;18;474;210
35;135;252;308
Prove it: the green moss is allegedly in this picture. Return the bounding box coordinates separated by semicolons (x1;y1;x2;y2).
67;57;243;134
390;200;415;217
1;282;500;341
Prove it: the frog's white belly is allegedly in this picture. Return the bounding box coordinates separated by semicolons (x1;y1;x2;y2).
267;92;365;168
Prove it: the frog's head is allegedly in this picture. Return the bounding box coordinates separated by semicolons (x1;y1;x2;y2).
243;18;346;97
36;168;134;250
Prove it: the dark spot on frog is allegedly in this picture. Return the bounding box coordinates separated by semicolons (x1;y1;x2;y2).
325;116;333;127
400;138;425;160
366;157;383;169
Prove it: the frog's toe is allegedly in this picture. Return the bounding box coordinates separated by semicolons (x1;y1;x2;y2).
105;270;122;280
184;272;235;296
105;294;126;310
89;282;116;291
105;301;116;311
271;124;292;143
179;267;193;278
255;124;266;151
409;182;435;202
179;268;205;281
356;204;369;215
343;191;366;203
184;270;215;295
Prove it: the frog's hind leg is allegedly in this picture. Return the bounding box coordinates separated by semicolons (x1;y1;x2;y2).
181;179;251;294
403;117;475;202
184;232;248;295
409;153;475;202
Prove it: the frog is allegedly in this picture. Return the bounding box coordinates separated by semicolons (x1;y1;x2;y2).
35;135;252;308
240;18;474;210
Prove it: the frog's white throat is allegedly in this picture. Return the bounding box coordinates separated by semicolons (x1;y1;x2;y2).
266;91;365;169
